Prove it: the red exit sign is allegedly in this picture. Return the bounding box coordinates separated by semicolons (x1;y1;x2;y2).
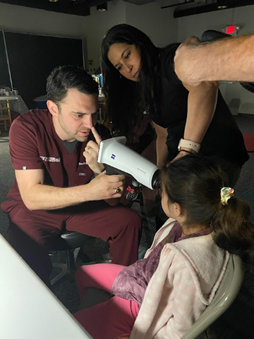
225;25;240;35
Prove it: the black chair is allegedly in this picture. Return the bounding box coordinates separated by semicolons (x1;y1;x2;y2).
7;218;93;285
49;231;93;285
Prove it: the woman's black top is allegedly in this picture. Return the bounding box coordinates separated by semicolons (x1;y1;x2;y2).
152;43;249;168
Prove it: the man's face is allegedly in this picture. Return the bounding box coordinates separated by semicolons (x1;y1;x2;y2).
48;88;99;142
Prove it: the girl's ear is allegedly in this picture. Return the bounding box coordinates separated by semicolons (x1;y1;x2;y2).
173;202;184;218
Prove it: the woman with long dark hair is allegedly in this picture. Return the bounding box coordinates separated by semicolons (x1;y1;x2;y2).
101;24;248;184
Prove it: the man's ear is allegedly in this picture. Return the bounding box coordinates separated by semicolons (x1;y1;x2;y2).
47;100;59;117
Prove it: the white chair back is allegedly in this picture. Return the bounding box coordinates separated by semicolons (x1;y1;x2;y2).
182;254;244;339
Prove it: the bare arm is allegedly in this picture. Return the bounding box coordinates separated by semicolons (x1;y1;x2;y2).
183;80;218;142
169;80;218;163
174;34;254;85
16;126;124;211
152;121;169;169
15;169;125;211
153;82;217;166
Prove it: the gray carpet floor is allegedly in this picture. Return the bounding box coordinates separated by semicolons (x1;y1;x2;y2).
1;114;254;338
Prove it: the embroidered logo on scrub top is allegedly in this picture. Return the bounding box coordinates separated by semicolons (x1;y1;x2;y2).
40;156;60;162
78;162;88;176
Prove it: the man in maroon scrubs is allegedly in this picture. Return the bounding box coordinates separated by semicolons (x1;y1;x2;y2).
1;66;141;286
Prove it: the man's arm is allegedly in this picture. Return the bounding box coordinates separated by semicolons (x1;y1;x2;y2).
174;34;254;85
15;168;125;211
83;127;122;207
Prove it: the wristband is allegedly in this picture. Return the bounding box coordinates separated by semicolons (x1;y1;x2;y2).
178;138;201;153
94;168;105;177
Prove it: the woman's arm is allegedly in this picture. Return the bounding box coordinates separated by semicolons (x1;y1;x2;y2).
170;80;218;163
152;121;169;169
182;80;218;143
159;44;218;164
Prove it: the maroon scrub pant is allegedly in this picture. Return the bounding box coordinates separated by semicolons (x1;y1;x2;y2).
6;201;141;286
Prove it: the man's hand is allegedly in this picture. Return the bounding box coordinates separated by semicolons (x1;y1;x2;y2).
174;36;201;86
83;127;104;174
86;171;125;201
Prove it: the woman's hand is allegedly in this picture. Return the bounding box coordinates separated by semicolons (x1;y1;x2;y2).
168;149;196;165
83;127;104;174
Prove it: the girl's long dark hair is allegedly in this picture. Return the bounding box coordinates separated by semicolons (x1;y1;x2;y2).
161;154;254;268
101;24;160;142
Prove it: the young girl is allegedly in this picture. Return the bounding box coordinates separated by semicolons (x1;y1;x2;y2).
73;155;254;339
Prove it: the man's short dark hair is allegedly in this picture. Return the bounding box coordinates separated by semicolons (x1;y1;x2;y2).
46;65;98;104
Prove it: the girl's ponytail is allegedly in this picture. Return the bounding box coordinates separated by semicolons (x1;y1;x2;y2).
212;196;254;269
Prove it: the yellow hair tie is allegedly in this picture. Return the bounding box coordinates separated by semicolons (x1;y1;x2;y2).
221;187;234;206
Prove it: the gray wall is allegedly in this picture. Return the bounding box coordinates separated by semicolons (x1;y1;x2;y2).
1;1;254;113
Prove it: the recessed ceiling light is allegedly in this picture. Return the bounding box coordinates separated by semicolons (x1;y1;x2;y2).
48;0;59;3
217;5;228;9
97;3;108;12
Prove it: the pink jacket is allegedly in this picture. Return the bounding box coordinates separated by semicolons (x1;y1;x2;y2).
130;218;230;339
